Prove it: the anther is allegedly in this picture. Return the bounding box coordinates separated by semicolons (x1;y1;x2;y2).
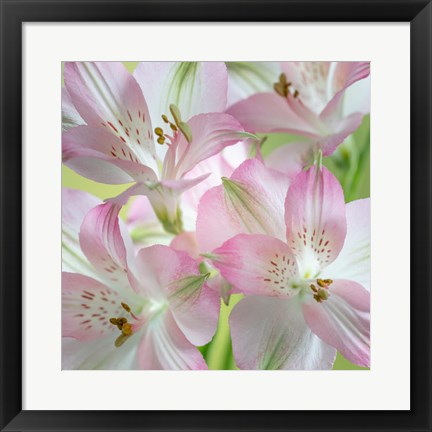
273;73;291;98
154;127;164;137
121;302;131;313
310;284;318;293
122;322;133;336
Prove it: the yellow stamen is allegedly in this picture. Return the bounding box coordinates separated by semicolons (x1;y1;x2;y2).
154;127;164;137
121;302;131;313
310;284;318;293
115;333;131;347
121;322;133;336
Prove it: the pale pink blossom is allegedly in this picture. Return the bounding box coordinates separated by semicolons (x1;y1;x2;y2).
198;162;370;369
62;62;250;234
62;189;219;370
227;62;370;174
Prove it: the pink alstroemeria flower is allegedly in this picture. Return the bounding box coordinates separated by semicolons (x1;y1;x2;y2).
195;158;291;301
227;62;370;168
62;188;219;370
62;62;249;234
198;162;370;369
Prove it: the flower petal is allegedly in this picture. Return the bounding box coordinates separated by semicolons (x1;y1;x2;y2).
230;296;336;370
319;112;364;156
79;202;135;291
265;140;316;178
62;188;101;278
62;272;126;341
171;112;246;178
63;125;158;184
334;62;370;94
62;87;84;131
226;92;322;137
134;61;228;122
62;335;140;370
285;165;347;276
281;61;332;113
302;279;370;367
178;144;250;231
196;158;290;252
133;245;219;345
170;232;200;260
226;61;280;106
320;199;370;291
212;234;299;298
138;311;208;370
64;61;157;170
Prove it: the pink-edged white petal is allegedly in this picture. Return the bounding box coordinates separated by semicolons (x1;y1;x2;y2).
342;75;371;116
62;335;140;370
320;199;370;291
285;165;347;276
62;272;128;341
302;279;370;367
230;296;336;370
196;158;290;252
64;61;157;170
132;244;197;298
265;140;316;178
170;112;246;178
133;245;219;345
79;202;135;291
138;311;208;370
212;234;300;298
179;143;250;230
63;125;158;184
226;61;281;107
134;61;228;122
227;92;323;137
62;188;101;278
170;232;200;260
319;112;364;156
62;87;84;131
196;185;246;253
333;62;370;94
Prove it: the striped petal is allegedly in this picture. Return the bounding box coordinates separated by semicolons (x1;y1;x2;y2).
230;296;336;370
64;61;157;171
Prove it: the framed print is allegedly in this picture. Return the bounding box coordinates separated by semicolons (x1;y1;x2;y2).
0;0;431;431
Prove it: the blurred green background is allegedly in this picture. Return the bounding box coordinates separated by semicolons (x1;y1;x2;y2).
62;62;370;370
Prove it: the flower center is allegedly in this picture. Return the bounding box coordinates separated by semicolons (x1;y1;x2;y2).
309;278;333;303
154;104;192;145
273;73;300;99
109;302;140;347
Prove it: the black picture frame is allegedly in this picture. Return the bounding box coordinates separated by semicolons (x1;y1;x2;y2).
1;1;431;431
